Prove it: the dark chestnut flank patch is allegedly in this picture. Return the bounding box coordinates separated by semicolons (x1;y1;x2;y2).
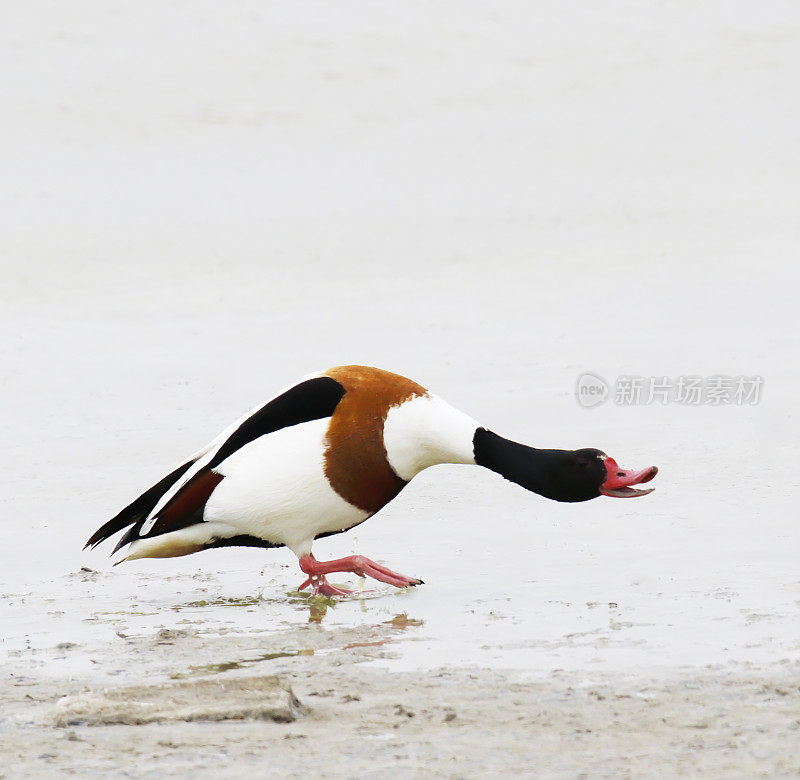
147;469;225;536
323;366;428;513
111;469;226;554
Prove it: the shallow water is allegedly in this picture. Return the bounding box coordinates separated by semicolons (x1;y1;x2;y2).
4;470;799;687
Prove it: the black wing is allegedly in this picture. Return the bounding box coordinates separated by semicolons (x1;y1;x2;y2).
85;375;346;552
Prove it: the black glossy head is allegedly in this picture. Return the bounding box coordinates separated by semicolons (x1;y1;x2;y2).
473;428;658;503
473;429;609;502
525;447;608;502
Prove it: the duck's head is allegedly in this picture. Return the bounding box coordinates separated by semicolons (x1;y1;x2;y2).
472;429;658;504
535;448;658;503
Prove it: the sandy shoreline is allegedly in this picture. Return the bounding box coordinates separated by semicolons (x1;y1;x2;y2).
3;619;800;778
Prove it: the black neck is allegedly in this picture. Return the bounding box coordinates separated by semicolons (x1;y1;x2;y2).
473;428;558;498
473;428;607;503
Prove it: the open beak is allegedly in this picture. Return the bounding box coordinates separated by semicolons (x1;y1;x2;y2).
600;457;658;498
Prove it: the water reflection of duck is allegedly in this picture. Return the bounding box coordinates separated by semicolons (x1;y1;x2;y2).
86;366;657;597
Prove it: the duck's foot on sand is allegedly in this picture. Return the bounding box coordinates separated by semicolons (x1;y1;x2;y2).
297;553;423;596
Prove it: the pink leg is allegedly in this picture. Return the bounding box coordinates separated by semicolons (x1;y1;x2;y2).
297;553;423;596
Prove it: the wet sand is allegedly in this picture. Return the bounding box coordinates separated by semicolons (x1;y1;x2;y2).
4;618;800;778
3;568;800;777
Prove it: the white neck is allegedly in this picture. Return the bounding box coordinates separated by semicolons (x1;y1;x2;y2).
383;394;479;481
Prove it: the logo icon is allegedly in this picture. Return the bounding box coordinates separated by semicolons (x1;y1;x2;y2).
575;372;609;408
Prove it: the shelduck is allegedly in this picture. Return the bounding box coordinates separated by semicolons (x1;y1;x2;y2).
85;366;658;597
